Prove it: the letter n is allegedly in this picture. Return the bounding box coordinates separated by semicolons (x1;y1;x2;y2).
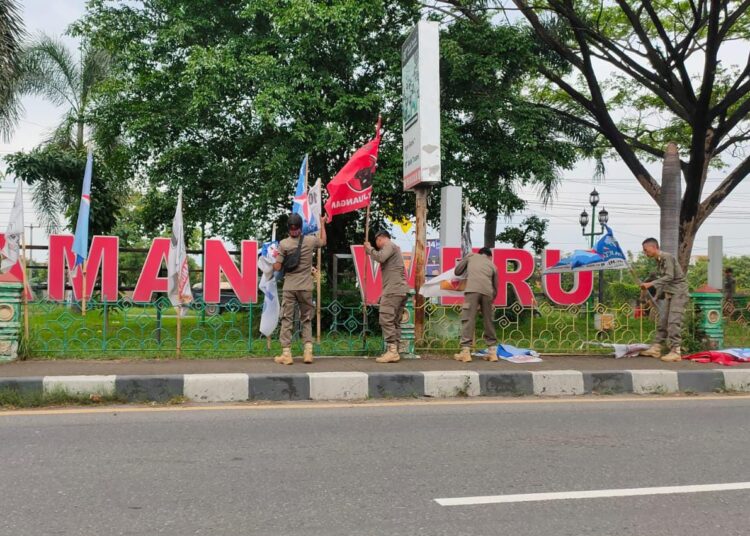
203;240;258;303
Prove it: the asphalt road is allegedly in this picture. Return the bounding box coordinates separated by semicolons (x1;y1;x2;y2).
2;397;749;536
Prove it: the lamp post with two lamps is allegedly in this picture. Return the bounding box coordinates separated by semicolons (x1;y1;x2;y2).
579;188;609;304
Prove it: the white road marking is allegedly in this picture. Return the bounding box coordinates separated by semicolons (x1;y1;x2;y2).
435;482;750;506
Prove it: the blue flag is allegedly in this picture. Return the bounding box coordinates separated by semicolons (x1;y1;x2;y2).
72;150;93;270
544;225;628;274
292;155;320;235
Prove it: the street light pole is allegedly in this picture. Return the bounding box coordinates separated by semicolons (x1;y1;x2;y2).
579;189;609;305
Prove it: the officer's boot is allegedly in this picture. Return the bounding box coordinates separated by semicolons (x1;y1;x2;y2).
376;343;400;363
639;344;662;359
661;346;682;363
484;346;498;362
453;346;472;363
274;347;293;365
303;342;314;364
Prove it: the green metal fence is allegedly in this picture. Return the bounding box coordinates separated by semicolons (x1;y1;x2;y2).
23;295;750;359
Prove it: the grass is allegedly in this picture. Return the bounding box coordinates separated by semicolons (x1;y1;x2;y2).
20;299;750;360
0;387;126;409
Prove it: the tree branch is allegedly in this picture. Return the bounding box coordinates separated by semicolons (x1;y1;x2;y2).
698;152;750;225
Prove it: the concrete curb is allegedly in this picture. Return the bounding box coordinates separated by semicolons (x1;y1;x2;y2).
0;370;746;403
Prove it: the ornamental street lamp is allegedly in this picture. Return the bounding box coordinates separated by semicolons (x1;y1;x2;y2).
580;189;607;304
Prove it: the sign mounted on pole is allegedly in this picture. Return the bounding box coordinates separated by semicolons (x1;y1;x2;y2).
402;20;441;191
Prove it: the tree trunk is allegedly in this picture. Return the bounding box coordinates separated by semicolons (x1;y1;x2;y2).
660;142;681;257
483;209;497;248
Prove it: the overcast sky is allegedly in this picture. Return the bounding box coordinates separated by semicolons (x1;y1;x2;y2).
2;0;749;260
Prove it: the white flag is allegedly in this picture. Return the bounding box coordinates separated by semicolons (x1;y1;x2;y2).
460;215;472;258
418;267;467;298
258;241;281;336
1;181;24;273
168;188;192;311
308;179;322;233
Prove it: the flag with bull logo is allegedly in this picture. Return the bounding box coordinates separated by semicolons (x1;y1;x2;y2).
168;187;192;312
324;118;381;217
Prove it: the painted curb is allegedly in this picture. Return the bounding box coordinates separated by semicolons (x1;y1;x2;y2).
0;369;742;403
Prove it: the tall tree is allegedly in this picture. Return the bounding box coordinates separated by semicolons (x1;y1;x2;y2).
436;10;596;247
500;0;750;270
0;0;24;140
5;34;123;235
75;0;421;267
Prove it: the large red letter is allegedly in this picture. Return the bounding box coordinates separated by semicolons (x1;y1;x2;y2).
351;244;427;305
541;249;593;306
47;235;119;301
203;240;257;303
494;248;534;307
132;238;170;302
351;245;383;305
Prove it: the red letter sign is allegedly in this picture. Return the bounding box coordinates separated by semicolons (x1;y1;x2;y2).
132;238;170;302
203;240;257;303
541;249;593;305
47;235;119;301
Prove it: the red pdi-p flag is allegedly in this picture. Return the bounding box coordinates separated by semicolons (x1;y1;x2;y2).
325;120;381;217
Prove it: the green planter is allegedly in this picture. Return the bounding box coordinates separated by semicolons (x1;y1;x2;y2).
691;285;723;349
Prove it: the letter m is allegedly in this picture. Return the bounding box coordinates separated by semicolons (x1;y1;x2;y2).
47;235;119;301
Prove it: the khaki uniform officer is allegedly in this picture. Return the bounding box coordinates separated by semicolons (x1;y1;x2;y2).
639;238;689;362
365;230;409;363
453;247;498;363
273;212;326;365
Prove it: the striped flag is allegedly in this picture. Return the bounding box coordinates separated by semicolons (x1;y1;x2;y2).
72;149;93;271
168;187;192;312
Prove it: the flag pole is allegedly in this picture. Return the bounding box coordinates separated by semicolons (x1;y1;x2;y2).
176;294;182;358
267;223;277;352
20;233;29;341
363;204;371;349
81;262;87;317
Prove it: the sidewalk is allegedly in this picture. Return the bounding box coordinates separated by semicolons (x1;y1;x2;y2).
1;354;749;404
2;354;748;377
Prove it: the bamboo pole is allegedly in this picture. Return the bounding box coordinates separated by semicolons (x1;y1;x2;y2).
363;204;371;348
20;234;29;341
81;262;87;316
267;223;277;352
176;294;182;358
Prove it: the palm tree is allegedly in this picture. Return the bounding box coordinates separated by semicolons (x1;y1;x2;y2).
20;34;111;149
0;0;24;141
12;34;112;231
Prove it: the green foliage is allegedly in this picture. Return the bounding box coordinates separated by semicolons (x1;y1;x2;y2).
497;216;549;253
75;0;421;254
4;34;125;235
439;16;593;228
6;144;124;235
606;282;640;304
0;0;24;141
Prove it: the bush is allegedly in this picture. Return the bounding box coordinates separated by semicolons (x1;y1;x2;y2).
606;282;640;304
